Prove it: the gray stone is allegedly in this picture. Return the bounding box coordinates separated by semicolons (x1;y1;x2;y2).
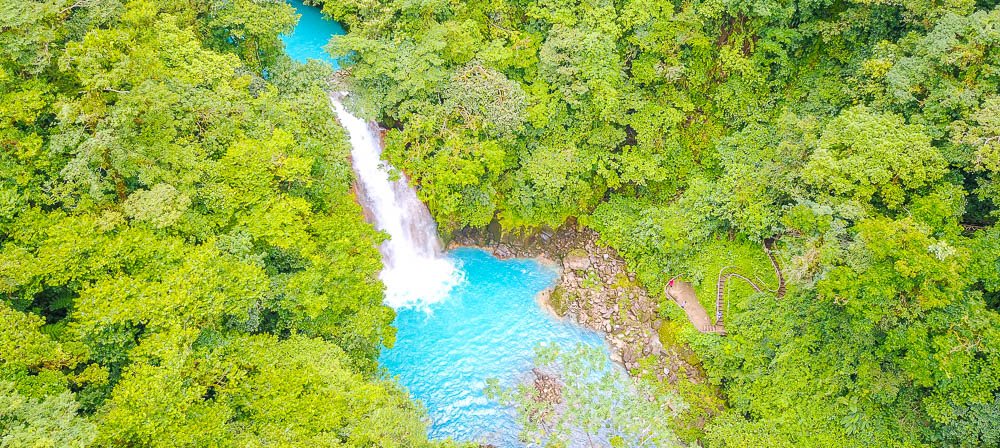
539;229;553;242
563;249;591;271
622;346;637;364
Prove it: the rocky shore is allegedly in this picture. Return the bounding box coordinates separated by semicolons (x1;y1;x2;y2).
449;221;699;383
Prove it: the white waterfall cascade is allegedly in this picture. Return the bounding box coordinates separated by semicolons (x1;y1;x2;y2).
330;93;462;309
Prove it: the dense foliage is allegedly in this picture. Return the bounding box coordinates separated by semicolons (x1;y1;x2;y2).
487;345;684;447
322;0;1000;445
0;0;443;446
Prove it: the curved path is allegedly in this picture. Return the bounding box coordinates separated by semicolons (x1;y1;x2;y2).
665;238;785;335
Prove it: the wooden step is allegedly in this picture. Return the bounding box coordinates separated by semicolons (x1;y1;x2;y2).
700;324;726;335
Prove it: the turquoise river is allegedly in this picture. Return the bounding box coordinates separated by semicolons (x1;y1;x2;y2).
281;3;612;445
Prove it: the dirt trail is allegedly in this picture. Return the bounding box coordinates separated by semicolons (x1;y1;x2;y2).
666;281;726;335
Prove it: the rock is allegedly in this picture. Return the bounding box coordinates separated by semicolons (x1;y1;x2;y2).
548;286;570;317
637;309;652;323
623;346;637;364
532;368;563;406
601;306;612;318
563;248;591;271
494;244;512;258
539;229;553;242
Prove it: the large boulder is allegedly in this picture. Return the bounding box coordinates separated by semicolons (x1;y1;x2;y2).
563;249;591;271
548;286;571;317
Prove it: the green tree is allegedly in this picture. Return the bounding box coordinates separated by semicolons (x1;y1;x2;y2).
803;106;947;211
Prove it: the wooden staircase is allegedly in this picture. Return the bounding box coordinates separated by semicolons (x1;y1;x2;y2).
671;237;787;334
700;324;727;335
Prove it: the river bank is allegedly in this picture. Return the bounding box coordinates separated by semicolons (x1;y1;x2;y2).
449;221;705;384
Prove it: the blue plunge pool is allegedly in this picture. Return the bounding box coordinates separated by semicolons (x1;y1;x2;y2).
281;0;345;67
379;248;608;446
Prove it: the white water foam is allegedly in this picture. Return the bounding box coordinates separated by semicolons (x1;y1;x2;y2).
330;93;462;309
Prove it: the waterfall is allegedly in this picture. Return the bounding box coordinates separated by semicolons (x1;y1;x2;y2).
330;94;461;309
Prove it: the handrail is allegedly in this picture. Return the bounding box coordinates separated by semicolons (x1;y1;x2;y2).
669;237;787;333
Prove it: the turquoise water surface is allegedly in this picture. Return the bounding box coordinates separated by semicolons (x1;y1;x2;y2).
281;0;344;66
379;248;608;446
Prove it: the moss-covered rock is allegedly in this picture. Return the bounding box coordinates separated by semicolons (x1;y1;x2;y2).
563;248;591;270
549;286;571;316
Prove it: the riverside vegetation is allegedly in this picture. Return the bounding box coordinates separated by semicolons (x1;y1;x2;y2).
2;0;1000;447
